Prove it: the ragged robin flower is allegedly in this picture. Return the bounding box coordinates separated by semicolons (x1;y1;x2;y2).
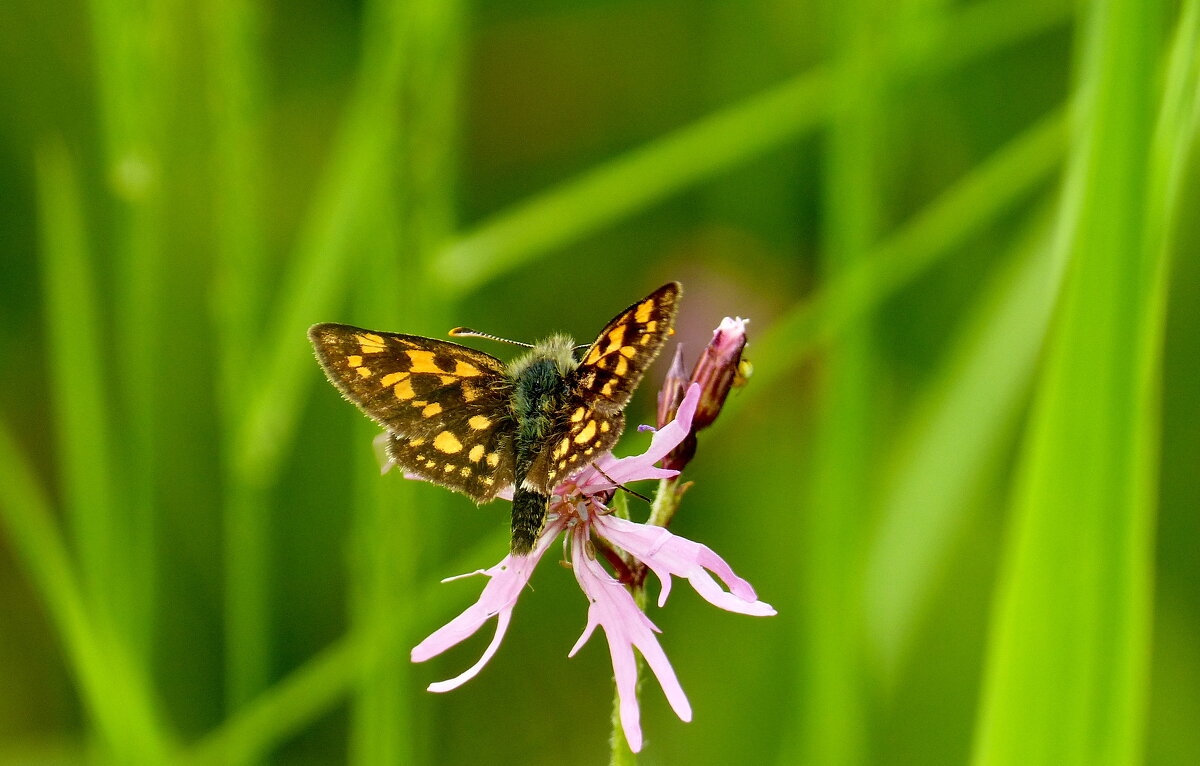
409;383;775;753
657;316;749;472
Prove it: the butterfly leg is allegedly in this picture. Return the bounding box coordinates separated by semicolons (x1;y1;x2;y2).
511;487;549;555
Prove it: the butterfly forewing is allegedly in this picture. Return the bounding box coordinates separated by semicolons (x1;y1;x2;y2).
308;324;516;501
526;282;681;490
570;282;681;413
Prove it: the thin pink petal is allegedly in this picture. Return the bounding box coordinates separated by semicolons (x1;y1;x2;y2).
567;529;692;754
597;384;700;485
427;610;512;692
595;515;777;617
411;520;562;680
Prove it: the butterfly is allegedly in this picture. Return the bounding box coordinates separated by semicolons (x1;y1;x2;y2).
308;282;681;554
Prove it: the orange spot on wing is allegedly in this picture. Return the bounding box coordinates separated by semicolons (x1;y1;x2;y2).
394;378;416;400
434;430;463;454
574;421;597;443
381;371;408;387
584;346;603;365
405;349;440;372
357;334;386;353
634;300;655;323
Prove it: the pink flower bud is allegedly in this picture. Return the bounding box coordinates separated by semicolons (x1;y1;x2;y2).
656;344;689;429
689;316;748;431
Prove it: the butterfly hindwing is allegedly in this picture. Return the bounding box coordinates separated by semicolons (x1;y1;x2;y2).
308;324;516;501
525;407;625;492
385;426;515;501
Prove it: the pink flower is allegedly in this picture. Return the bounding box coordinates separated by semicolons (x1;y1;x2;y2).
658;316;750;471
410;384;775;752
689;316;750;430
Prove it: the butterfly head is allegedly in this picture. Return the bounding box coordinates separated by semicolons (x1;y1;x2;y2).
506;333;578;380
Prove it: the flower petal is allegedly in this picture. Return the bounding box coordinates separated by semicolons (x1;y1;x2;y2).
594;515;777;617
373;432;395;475
567;528;692;753
427;609;513;693
411;520;563;687
597;383;700;486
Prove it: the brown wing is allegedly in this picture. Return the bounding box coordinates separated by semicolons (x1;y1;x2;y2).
308;323;516;501
525;282;681;490
525;408;626;492
384;427;515;501
569;282;681;413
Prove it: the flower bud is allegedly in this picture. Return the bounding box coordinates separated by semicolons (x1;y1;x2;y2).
689;316;748;431
656;344;689;429
655;316;748;472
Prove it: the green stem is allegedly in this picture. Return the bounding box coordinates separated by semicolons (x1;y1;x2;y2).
647;477;683;529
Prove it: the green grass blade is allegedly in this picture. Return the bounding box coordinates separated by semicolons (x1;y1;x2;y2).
84;0;175;658
970;0;1166;762
222;0;413;719
349;116;412;766
721;107;1066;419
1149;0;1200;240
203;0;268;415
431;0;1068;297
32;140;175;761
790;0;888;762
184;531;505;766
350;181;408;766
349;0;462;761
201;0;271;736
35;140;119;617
431;69;831;295
865;204;1061;679
0;419;174;763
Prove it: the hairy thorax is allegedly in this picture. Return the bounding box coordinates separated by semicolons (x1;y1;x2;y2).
507;334;577;478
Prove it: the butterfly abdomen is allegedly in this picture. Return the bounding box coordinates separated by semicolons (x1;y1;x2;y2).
510;487;549;555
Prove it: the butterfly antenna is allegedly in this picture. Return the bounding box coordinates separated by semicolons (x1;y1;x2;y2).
448;327;535;348
591;464;652;504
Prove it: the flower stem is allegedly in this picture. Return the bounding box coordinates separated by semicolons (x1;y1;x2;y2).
648;476;689;529
609;670;638;765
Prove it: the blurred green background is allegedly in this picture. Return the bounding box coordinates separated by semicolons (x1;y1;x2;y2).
0;0;1197;763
